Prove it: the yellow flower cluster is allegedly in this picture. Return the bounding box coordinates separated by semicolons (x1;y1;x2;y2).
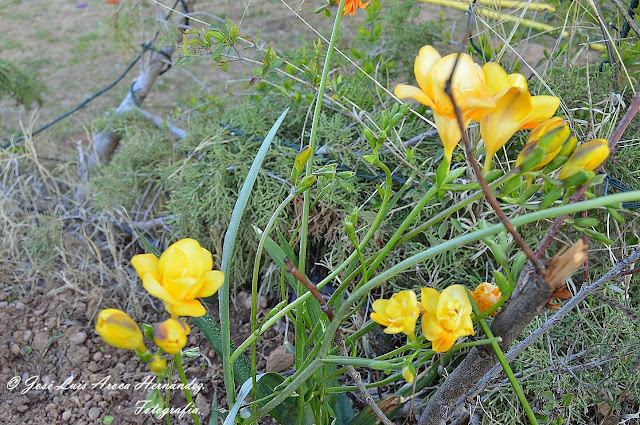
394;45;560;170
372;284;488;352
96;238;223;365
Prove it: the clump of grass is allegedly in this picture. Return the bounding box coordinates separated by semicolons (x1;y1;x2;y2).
0;59;45;108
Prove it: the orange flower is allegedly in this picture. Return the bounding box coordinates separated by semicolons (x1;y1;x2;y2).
341;0;370;16
470;282;501;315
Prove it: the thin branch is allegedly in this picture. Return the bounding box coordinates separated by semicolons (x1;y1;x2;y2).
444;53;545;273
283;259;394;425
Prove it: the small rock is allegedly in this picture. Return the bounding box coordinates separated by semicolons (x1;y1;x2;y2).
87;363;99;373
266;346;295;373
0;301;8;308
74;302;87;314
23;330;32;342
93;352;102;362
17;405;28;413
66;346;89;366
69;331;87;345
32;332;49;351
15;301;25;310
45;318;57;329
62;410;72;421
0;292;7;301
88;407;100;420
10;344;20;355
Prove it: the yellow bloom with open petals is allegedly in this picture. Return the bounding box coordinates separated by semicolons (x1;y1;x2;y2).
470;282;501;314
480;63;560;170
558;139;609;180
421;285;474;352
394;46;496;161
153;318;191;355
96;309;146;351
340;0;369;16
371;290;420;341
132;238;224;317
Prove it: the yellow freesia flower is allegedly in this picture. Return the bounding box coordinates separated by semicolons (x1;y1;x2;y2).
421;285;474;352
515;117;575;171
394;46;496;162
480;63;560;170
96;309;146;351
470;282;501;314
558;139;610;181
341;0;369;16
132;238;224;317
153;318;191;355
371;290;420;341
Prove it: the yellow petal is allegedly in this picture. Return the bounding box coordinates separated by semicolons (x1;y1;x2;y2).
519;96;560;129
159;243;189;280
197;270;224;298
131;253;159;279
482;62;511;95
480;86;532;164
166;276;200;301
168;300;207;317
394;84;435;109
421;287;441;314
371;299;391;326
433;112;463;161
175;238;208;277
142;272;179;305
200;247;213;274
414;45;442;96
507;73;528;91
421;312;445;341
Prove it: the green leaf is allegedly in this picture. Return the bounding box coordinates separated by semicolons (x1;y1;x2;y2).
572;225;614;245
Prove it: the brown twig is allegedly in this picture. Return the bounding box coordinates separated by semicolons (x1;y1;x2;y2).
443;55;545;274
283;258;394;425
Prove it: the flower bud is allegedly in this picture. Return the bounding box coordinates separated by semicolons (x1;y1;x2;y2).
149;354;168;375
515;117;571;171
402;363;416;384
470;283;501;315
153;318;191;355
96;309;146;351
294;146;312;172
558;139;609;181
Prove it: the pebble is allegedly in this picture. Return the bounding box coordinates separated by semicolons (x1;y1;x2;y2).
266;346;295;373
32;332;49;351
0;292;6;301
10;344;20;355
15;301;25;310
69;331;87;345
93;352;102;362
23;330;32;342
88;407;100;420
0;301;7;308
62;410;72;421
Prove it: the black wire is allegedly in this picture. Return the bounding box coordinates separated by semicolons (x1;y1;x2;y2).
1;0;185;149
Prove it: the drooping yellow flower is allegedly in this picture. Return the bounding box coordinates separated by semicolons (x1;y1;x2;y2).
96;309;146;351
421;285;474;352
341;0;369;16
394;46;496;161
132;238;224;317
149;354;168;375
480;63;560;170
558;139;610;181
470;282;502;314
402;364;416;384
153;318;191;355
371;290;420;341
515;117;575;172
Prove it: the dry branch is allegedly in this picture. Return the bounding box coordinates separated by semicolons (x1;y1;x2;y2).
91;0;195;164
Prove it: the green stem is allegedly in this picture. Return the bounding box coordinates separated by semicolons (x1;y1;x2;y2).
469;295;538;425
174;354;200;425
250;190;296;407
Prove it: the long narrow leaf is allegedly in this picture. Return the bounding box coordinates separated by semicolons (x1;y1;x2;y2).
209;108;289;406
